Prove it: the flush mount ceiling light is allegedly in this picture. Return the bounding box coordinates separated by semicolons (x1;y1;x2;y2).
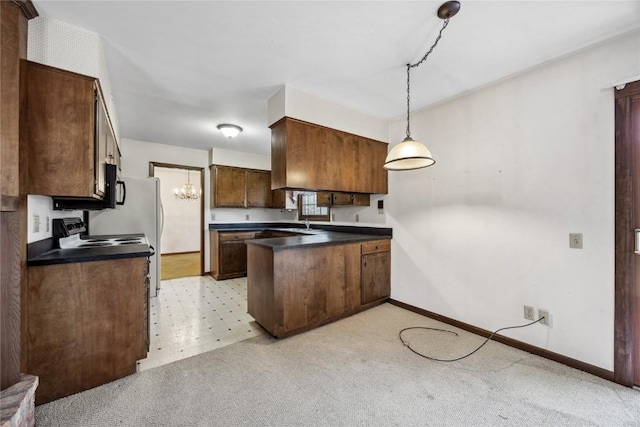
217;124;243;138
384;1;461;171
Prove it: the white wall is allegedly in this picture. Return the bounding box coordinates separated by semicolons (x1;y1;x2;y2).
267;85;388;142
386;31;640;371
154;167;201;254
209;147;271;170
26;196;83;243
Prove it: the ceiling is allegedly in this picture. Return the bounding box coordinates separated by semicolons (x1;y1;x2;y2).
32;1;640;156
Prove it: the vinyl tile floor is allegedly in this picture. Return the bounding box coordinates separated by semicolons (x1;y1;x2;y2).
136;275;267;372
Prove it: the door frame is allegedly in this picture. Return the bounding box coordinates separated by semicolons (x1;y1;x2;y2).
149;162;205;277
614;80;640;387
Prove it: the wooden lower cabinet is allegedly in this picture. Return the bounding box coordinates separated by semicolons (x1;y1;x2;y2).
361;240;391;304
24;257;147;404
210;231;254;280
247;239;391;337
210;229;305;280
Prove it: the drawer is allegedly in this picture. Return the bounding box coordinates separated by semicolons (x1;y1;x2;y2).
361;240;390;255
219;232;255;241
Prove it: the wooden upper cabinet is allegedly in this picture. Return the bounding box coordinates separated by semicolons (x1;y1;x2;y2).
246;170;273;208
21;61;115;198
211;165;274;208
212;165;246;208
316;191;370;207
0;0;27;208
270;117;388;194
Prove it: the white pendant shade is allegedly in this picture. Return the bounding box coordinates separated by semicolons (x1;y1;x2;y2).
383;137;435;171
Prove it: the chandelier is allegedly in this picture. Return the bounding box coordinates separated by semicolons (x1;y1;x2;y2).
174;170;200;200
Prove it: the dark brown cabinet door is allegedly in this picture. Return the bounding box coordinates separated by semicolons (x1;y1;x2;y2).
213;165;246;208
316;192;332;206
23;62;98;198
219;241;249;276
270;118;388;194
331;192;353;205
361;252;391;305
246;170;273;208
25;258;146;404
95;89;108;197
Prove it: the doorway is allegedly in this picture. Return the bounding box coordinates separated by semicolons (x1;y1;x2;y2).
614;79;640;387
150;162;205;280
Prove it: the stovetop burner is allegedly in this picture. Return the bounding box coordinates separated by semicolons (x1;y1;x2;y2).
55;217;148;249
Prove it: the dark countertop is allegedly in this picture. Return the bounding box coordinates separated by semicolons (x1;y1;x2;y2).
209;222;392;252
246;231;390;252
209;222;392;236
27;234;153;266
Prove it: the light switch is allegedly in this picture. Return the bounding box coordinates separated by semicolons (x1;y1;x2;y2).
569;233;583;249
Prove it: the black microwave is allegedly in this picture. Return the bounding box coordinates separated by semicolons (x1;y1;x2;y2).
53;164;126;210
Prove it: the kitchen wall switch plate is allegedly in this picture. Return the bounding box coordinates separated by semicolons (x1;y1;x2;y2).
569;233;583;249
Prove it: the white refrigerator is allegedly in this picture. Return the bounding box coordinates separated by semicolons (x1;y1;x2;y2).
89;176;163;297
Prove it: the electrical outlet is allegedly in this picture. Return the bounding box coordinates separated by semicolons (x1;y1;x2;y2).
355;214;360;223
523;305;535;321
245;214;250;221
538;309;551;326
33;214;40;233
210;212;216;221
569;233;583;249
331;213;336;221
45;217;50;232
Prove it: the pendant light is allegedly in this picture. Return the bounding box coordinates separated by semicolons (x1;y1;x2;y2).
384;1;461;171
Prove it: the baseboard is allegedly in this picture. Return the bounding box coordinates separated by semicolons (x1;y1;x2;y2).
389;299;614;383
161;251;200;256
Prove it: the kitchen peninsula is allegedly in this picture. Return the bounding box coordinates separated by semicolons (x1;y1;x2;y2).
210;223;391;338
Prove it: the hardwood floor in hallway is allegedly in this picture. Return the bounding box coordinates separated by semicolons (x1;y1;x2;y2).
161;251;201;280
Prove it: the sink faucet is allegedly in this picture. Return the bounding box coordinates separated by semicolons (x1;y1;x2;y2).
304;219;310;230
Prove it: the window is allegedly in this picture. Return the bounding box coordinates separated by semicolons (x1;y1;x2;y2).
298;192;330;221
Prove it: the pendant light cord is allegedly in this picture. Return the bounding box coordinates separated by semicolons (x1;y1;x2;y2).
406;17;451;139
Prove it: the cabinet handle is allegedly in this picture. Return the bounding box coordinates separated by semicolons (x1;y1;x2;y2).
364;262;367;267
375;246;378;250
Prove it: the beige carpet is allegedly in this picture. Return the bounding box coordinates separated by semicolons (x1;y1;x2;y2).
35;304;639;426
